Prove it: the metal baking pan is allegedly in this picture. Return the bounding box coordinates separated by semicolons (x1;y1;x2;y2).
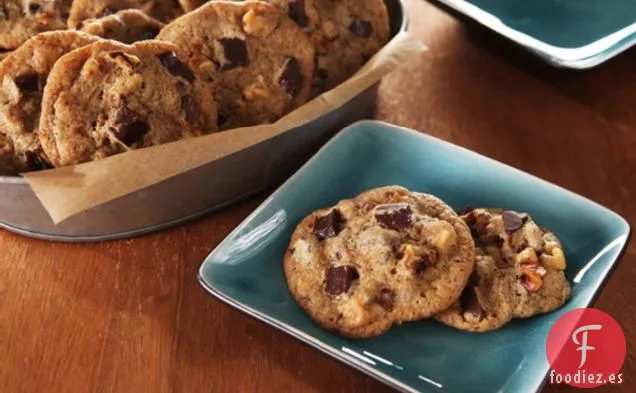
0;0;407;242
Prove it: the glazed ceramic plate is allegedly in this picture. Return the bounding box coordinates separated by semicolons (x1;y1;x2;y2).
198;121;630;393
433;0;636;68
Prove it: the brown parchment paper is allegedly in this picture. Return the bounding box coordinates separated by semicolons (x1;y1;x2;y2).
25;31;426;224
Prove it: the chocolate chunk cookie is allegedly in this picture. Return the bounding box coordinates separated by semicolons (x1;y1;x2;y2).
263;0;390;95
39;39;218;168
187;0;390;95
0;0;72;50
78;9;164;44
158;1;315;130
0;31;99;174
460;208;571;319
435;251;516;332
284;186;475;338
67;0;183;29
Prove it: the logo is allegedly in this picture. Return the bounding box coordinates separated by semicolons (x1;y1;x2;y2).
546;308;626;388
572;324;602;368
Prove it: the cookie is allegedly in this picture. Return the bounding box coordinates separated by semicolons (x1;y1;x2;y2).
263;0;390;95
78;9;164;44
67;0;183;29
0;31;99;174
435;252;516;332
284;186;475;338
196;0;390;95
157;1;315;130
461;208;571;319
39;39;218;168
0;0;73;51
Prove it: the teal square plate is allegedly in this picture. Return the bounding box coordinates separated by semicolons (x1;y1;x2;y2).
432;0;636;68
198;121;630;393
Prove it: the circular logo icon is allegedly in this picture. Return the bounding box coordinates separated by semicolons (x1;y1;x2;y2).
546;308;626;388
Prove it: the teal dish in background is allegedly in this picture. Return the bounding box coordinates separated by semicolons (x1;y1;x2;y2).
433;0;636;68
198;121;630;393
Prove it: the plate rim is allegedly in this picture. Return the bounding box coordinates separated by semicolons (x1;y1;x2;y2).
433;0;636;69
198;119;631;393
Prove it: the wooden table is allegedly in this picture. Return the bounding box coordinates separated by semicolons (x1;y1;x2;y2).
1;1;634;392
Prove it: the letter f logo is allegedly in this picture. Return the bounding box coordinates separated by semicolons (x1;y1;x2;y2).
572;325;602;368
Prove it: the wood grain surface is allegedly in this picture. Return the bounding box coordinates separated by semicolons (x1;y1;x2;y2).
1;1;634;392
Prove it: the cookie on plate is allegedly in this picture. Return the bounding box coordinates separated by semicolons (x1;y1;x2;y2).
264;0;390;95
67;0;183;29
77;9;164;44
284;186;476;338
157;1;315;130
460;208;571;318
0;0;72;51
39;39;218;168
435;251;516;332
0;31;99;174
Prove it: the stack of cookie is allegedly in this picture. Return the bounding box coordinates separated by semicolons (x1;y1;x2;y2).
0;0;390;175
284;186;571;338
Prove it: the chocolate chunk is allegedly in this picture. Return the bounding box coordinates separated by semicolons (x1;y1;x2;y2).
98;7;116;18
325;265;359;295
28;3;41;14
75;21;84;29
462;212;476;228
375;203;412;231
278;57;303;97
314;209;344;240
349;17;373;38
288;0;308;27
139;27;160;41
25;150;52;171
14;73;39;93
316;68;328;80
217;113;228;128
409;249;438;274
112;106;149;145
158;52;195;83
218;38;249;71
459;286;484;320
502;211;527;232
375;288;395;311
